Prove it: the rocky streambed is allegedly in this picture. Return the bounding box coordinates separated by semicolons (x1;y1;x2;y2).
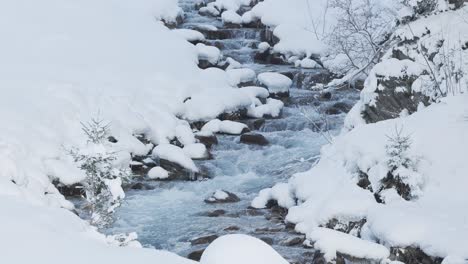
104;1;359;263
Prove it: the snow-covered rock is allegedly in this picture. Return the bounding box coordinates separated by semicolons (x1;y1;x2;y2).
247;98;283;118
221;10;242;25
257;72;292;95
226;68;256;86
196;43;222;65
201;119;248;135
148;166;170;180
172;29;206;43
240;86;270;99
183;143;210;160
204;190;240;203
152;144;198;172
200;234;289;264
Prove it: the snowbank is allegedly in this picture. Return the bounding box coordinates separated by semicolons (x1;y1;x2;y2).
256;95;468;261
0;0;258;262
200;234;289;264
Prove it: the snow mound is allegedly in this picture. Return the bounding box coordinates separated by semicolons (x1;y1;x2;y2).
240;86;270;99
258;72;292;94
152;144;198;172
222;10;242;25
172;29;205;42
227;68;257;86
247;98;284;118
196;43;221;64
183;143;209;159
310;227;389;262
200;234;289;264
201;119;248;135
148;167;169;180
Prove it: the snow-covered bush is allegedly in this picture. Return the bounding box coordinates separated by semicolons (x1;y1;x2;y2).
380;127;422;200
68;118;129;228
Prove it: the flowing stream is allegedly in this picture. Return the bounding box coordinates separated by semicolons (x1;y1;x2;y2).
107;1;359;263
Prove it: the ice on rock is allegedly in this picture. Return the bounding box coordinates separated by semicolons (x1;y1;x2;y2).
200;234;289;264
172;29;205;42
258;72;292;94
222;10;242;25
226;68;256;86
201;119;248;135
148;166;169;180
309;227;390;262
152;144;198;172
196;43;221;64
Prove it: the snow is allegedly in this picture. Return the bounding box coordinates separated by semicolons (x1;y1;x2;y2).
200;234;289;264
258;42;271;52
259;94;468;261
222;10;242;25
272;24;326;58
152;144;198;172
201;119;248;135
196;43;222;64
310;227;390;262
175;123;197;146
213;190;229;200
240;86;270;99
295;58;319;69
0;197;196;264
172;29;205;42
183;143;209;159
257;72;292;94
148;166;170;180
251;183;295;209
226;68;257;86
247;98;284;118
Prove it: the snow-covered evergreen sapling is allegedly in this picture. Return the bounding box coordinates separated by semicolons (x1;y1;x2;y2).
68;117;129;228
380;127;422;200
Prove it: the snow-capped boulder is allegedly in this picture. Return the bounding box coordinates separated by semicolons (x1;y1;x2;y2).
247;98;283;118
221;10;242;27
226;68;257;87
204;190;240;204
201;119;249;135
200;234;289;264
147;166;169;180
172;29;205;44
196;43;221;67
183;143;210;160
257;72;292;97
152;144;198;173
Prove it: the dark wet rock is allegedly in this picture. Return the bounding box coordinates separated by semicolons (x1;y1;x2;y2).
204;190;240;204
357;171;373;192
390;247;442;264
260;28;279;46
107;136;118;143
54;181;85;197
198;59;222;70
320;92;332;100
129;182;155;191
224;226;240;231
187;249;205;261
281;236;305;247
377;172;413;201
162;14;184;29
325;218;367;237
254;50;287;65
245;208;265;216
240;133;269;146
217;108;248;121
291;70;333;90
240;118;266;131
254;227;283;234
196;134;218;149
260;237;274;245
325;102;352;115
191;234;219;245
159;159;203;181
362;75;430;123
200;209;227;217
130;161;148;174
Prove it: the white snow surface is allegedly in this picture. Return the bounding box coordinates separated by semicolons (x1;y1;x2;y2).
172;28;206;42
200;234;289;264
0;0;263;262
256;94;468;261
201;119;248;135
222;10;242;25
148;166;170;180
152;144;198;172
258;72;292;93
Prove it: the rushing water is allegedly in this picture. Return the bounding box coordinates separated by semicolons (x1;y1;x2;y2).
107;1;358;262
